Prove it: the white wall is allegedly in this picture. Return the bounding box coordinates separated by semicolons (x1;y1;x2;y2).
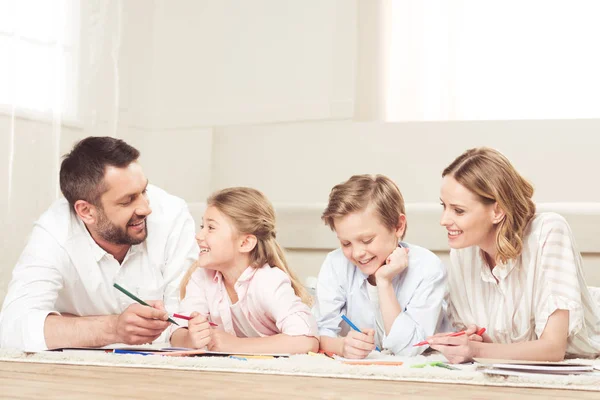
2;0;600;306
209;121;600;285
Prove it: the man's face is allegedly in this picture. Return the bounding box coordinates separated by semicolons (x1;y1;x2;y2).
93;162;152;245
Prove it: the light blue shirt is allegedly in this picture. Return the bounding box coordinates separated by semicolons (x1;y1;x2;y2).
313;241;449;356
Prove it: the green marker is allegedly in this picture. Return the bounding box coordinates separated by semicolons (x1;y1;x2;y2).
113;283;178;325
411;361;459;370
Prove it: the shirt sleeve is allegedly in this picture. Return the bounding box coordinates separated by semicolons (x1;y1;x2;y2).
534;215;585;338
161;204;199;316
0;225;64;351
312;253;347;338
259;269;318;337
170;270;210;338
383;258;448;356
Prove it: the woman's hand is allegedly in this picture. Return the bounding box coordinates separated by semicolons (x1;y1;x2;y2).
463;324;492;343
427;334;477;364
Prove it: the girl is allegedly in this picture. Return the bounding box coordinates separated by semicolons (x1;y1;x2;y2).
430;147;600;363
314;174;448;358
171;187;319;354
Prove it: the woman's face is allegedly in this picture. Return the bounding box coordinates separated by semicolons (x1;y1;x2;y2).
439;175;499;250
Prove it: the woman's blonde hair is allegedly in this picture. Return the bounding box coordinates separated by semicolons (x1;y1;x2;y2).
321;174;407;238
443;147;536;264
180;187;311;305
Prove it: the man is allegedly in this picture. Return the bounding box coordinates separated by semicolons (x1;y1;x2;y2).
0;136;198;351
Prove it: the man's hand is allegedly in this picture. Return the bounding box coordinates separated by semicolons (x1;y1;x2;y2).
341;329;376;359
115;300;169;345
375;246;410;284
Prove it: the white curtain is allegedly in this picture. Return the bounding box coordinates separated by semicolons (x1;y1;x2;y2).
356;0;600;121
0;0;124;298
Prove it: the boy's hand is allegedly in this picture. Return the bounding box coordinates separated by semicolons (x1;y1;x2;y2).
187;312;211;349
341;329;376;359
375;246;410;284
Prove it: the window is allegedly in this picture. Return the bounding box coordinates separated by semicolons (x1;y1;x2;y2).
0;0;79;120
386;0;600;121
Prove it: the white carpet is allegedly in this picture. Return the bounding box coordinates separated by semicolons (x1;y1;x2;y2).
1;348;599;392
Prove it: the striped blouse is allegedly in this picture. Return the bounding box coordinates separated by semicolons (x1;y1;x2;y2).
446;212;600;358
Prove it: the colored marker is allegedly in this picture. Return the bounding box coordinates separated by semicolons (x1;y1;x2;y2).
172;313;218;327
113;283;179;325
341;314;381;352
413;327;486;347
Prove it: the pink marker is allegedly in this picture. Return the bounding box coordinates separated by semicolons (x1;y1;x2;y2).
413;327;486;347
172;313;218;327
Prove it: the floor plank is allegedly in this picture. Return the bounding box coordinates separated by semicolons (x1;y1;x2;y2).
0;361;597;399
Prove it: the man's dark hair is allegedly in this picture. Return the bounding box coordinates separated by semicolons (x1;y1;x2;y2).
59;136;140;207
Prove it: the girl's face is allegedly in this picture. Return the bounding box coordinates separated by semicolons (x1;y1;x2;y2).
439;175;498;251
195;205;241;271
333;205;404;277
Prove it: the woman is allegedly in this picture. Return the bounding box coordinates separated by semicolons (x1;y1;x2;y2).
429;147;600;363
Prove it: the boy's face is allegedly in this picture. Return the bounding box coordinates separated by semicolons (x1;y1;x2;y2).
333;205;404;277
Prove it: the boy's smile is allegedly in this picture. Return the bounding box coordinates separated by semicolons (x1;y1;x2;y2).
333;205;403;277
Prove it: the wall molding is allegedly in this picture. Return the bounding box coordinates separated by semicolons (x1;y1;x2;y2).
129;100;354;130
188;202;600;253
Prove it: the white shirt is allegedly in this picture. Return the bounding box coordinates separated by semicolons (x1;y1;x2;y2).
313;242;449;356
365;281;385;348
446;212;600;358
0;185;198;351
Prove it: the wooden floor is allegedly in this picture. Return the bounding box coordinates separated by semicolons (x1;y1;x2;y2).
0;361;597;399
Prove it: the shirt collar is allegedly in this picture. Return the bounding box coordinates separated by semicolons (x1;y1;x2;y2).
77;218;108;262
77;216;139;262
478;249;515;283
211;265;259;285
354;268;370;291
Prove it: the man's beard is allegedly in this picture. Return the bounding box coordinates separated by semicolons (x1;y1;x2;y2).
96;209;148;245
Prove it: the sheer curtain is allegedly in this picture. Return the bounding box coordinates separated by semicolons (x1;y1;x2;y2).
356;0;600;121
0;0;124;301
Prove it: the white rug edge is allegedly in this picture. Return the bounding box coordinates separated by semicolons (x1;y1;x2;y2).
2;356;599;393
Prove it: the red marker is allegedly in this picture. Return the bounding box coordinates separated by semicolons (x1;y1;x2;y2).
413;327;486;347
173;313;218;327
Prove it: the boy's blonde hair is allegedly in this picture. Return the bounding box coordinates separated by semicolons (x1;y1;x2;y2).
180;187;311;305
321;174;407;237
443;147;536;264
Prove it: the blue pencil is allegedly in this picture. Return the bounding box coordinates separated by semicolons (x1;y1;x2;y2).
341;314;381;352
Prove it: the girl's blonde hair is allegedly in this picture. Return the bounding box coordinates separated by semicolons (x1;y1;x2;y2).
443;147;536;264
321;174;407;238
180;187;311;305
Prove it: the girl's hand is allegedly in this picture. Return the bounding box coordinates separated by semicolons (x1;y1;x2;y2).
427;334;476;364
375;247;410;284
342;329;376;359
207;328;240;352
187;311;211;349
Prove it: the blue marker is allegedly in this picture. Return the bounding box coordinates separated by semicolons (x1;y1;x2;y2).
341;314;381;352
113;349;154;356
